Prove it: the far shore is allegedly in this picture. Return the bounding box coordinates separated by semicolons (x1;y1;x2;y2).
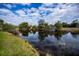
60;28;79;33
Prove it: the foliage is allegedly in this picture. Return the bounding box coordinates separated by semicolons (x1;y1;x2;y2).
54;21;63;30
19;22;29;35
0;19;4;31
3;23;15;32
0;19;16;33
38;20;50;32
31;25;37;33
62;22;70;27
70;19;79;27
38;20;49;41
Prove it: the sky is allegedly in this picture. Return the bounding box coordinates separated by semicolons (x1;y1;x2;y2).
0;3;79;25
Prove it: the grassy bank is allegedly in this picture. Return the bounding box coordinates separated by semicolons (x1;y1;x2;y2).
0;32;38;56
60;28;79;33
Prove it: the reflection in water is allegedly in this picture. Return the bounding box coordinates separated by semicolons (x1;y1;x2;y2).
38;31;48;42
54;30;62;39
21;32;79;56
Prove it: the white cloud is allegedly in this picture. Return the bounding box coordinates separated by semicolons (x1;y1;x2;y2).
42;3;57;8
15;9;26;17
3;4;16;9
0;8;24;25
0;8;41;25
0;3;79;25
57;4;79;23
40;3;79;24
3;4;12;9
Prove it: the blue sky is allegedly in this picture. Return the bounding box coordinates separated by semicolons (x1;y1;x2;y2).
0;3;79;25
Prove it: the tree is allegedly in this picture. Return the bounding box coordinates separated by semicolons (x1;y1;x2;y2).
38;19;49;41
70;19;79;27
0;19;4;31
3;23;15;32
19;22;29;35
62;22;69;27
38;19;45;25
38;20;49;32
54;21;63;30
31;25;37;33
49;24;56;35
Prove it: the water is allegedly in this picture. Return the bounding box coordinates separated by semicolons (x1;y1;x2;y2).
21;32;79;56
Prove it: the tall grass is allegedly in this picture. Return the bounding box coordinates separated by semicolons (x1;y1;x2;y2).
0;32;38;56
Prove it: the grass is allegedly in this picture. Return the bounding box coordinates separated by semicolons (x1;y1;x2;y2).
0;32;38;56
60;28;79;33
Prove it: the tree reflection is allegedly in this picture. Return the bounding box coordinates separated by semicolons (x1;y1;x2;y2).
54;30;62;39
38;31;48;42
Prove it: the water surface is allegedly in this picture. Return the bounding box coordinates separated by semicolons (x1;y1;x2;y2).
21;32;79;56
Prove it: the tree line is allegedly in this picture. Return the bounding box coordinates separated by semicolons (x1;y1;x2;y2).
0;19;79;36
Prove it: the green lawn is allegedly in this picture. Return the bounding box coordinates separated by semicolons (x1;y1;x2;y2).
0;32;38;56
